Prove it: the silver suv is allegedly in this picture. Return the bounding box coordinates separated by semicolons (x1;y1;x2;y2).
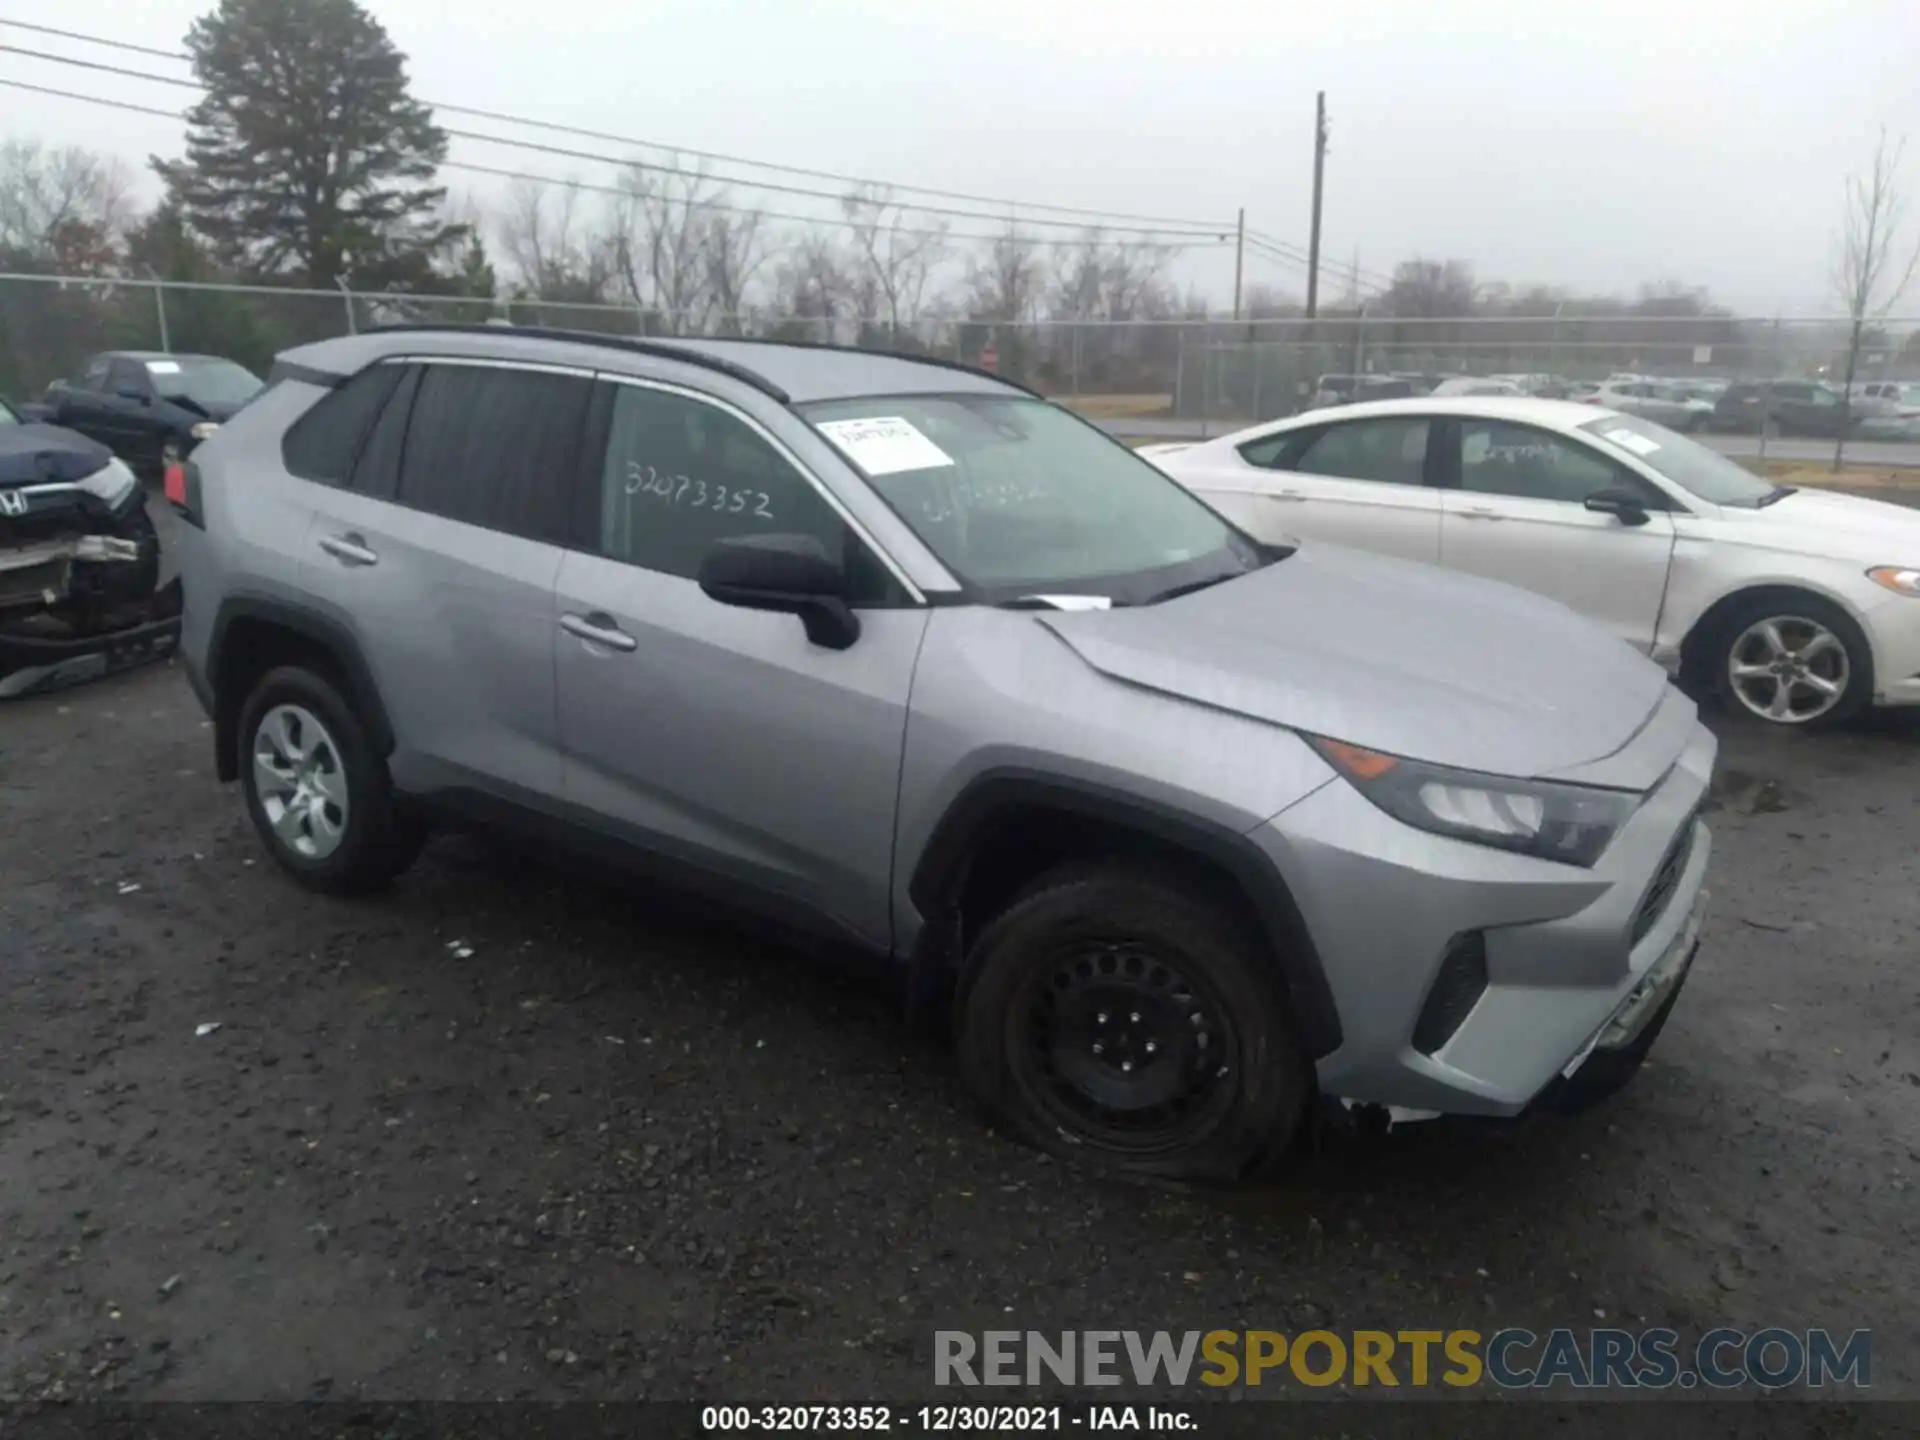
172;327;1715;1181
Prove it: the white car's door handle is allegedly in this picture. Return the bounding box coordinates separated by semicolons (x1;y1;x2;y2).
561;612;639;652
1264;489;1307;503
1458;506;1505;521
317;533;378;565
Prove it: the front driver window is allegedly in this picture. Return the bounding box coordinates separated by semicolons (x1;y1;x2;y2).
1291;417;1430;486
1458;421;1655;506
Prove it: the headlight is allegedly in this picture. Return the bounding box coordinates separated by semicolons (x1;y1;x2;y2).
189;421;221;441
1867;566;1920;597
1308;736;1639;868
77;456;139;510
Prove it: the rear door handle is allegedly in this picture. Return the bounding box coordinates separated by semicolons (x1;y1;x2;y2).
317;533;379;565
1264;488;1307;503
561;612;638;652
1458;507;1505;521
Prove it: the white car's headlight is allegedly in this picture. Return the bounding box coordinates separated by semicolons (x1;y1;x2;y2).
1868;566;1920;597
1308;735;1640;868
77;456;139;510
189;421;221;441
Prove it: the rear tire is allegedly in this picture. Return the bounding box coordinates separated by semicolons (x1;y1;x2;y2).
237;664;425;893
1708;593;1873;728
955;865;1308;1182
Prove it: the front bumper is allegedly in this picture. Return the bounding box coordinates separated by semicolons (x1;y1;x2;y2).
1258;717;1716;1117
1863;590;1920;707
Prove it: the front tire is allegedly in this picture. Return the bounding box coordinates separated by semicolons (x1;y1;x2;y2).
1711;594;1873;728
237;664;425;893
955;865;1309;1182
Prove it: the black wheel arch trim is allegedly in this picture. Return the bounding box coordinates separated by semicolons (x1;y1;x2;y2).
206;593;396;782
907;768;1344;1059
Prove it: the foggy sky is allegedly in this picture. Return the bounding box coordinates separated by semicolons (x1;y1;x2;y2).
8;0;1918;315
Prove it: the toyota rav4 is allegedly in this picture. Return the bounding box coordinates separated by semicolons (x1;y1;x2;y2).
170;326;1715;1181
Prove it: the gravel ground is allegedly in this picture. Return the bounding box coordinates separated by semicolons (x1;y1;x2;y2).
2;507;1917;1410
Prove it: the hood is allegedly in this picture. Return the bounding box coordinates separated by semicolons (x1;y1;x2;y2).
1724;487;1920;561
0;422;112;487
1036;542;1672;780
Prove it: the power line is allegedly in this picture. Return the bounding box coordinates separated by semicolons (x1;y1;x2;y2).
0;17;1242;234
1247;229;1394;290
0;76;1235;252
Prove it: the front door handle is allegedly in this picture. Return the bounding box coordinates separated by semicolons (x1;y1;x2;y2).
1264;488;1307;503
1458;507;1505;521
561;612;638;652
317;533;379;565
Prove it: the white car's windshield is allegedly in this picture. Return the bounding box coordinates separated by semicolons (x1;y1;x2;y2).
1579;413;1776;506
801;394;1264;601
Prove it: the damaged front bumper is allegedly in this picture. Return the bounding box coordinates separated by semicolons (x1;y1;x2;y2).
1;494;180;699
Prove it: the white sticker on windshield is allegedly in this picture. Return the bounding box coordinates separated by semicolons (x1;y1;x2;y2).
1604;427;1662;457
145;360;182;374
816;416;954;476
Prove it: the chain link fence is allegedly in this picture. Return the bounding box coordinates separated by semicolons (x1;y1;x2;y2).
3;272;1914;443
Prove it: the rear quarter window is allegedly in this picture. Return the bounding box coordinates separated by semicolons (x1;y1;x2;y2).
281;364;407;486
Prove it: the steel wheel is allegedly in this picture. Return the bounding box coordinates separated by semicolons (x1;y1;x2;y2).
1011;941;1238;1158
1726;615;1851;724
251;703;350;859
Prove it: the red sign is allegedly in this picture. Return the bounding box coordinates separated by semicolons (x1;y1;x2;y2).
979;344;999;372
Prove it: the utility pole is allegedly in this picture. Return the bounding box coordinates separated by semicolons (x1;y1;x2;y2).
1305;90;1328;320
1232;207;1246;321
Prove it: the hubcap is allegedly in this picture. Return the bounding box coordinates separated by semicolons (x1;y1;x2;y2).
252;704;349;859
1017;942;1234;1154
1728;616;1850;724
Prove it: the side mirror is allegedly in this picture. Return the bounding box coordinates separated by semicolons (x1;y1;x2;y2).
697;532;861;650
1584;486;1650;527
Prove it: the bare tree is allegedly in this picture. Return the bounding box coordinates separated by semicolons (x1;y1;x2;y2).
0;139;133;267
842;185;948;345
965;224;1046;323
1832;127;1920;469
700;209;769;335
609;157;722;333
768;230;854;342
495;176;613;303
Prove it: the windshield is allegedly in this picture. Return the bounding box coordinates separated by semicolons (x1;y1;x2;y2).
0;399;18;426
1578;413;1775;506
148;357;262;407
800;395;1263;601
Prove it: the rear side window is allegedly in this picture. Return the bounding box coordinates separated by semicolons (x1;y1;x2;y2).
395;363;591;542
1293;416;1431;486
281;364;406;485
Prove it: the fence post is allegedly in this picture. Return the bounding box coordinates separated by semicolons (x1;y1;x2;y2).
1070;324;1081;398
1251;341;1265;421
1351;305;1366;378
335;277;357;335
150;274;171;354
1172;330;1186;422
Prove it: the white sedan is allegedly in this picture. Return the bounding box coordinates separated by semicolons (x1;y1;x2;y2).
1142;396;1920;728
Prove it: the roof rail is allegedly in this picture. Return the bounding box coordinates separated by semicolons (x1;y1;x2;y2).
357;323;792;403
660;333;1045;400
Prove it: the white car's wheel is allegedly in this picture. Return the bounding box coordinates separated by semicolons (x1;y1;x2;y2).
1714;595;1873;728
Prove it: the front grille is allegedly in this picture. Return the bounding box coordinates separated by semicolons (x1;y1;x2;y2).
1412;931;1488;1056
1630;813;1699;947
0;553;71;609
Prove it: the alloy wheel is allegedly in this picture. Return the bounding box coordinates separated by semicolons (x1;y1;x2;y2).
252;703;350;858
1727;615;1850;724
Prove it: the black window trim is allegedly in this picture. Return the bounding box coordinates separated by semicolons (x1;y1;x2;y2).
1244;414;1444;490
1447;414;1691;514
590;370;926;605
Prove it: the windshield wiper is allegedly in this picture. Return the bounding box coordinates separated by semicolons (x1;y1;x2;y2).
1141;572;1239;606
1755;485;1798;507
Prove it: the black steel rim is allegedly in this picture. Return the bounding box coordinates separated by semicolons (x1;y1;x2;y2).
1009;939;1239;1157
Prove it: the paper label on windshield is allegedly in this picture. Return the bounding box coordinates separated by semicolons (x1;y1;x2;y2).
1604;427;1662;457
145;360;182;374
816;417;954;476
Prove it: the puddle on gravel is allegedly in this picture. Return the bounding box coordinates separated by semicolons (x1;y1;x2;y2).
1707;766;1793;815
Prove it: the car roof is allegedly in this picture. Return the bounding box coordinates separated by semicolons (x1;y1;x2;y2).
104;350;226;363
1204;395;1623;444
279;326;1033;406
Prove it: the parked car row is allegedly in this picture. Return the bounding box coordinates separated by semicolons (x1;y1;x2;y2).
167;324;1721;1182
